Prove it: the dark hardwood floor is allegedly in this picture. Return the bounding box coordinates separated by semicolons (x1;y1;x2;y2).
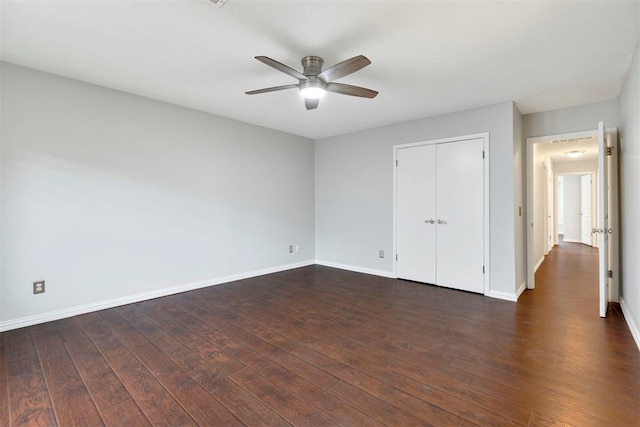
2;243;639;426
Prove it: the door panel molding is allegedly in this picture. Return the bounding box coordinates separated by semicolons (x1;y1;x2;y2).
396;144;436;283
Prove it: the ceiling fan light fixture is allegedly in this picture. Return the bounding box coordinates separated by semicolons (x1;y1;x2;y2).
565;150;585;158
300;87;326;99
299;82;326;99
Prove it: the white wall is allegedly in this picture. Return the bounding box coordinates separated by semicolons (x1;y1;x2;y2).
0;75;3;317
553;158;598;174
531;144;547;266
561;175;582;243
315;102;518;297
532;144;550;266
0;62;315;328
557;176;564;234
619;40;640;349
513;105;526;291
546;161;555;251
523;99;619;138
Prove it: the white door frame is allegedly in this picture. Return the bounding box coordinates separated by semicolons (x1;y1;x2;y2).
527;130;595;290
555;171;596;245
597;122;609;317
526;128;619;303
557;171;598;248
392;132;490;296
546;163;555;254
608;131;620;303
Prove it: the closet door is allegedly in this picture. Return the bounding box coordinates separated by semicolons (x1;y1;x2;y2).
436;138;484;293
396;145;436;283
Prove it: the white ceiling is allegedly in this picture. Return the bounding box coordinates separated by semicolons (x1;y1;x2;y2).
1;0;639;140
538;134;599;163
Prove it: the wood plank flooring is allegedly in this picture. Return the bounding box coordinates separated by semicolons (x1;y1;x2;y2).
2;242;639;426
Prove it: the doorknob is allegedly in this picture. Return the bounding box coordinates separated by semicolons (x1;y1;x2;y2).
437;219;447;225
424;219;435;224
592;228;597;234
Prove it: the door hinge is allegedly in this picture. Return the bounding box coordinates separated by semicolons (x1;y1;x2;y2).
482;151;485;159
395;254;398;261
396;159;398;166
608;270;613;278
482;266;485;274
606;146;613;156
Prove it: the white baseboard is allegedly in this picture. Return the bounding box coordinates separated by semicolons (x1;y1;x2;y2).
318;259;523;302
562;238;582;243
534;255;545;273
315;259;396;279
488;290;518;302
0;260;315;332
620;297;640;352
0;259;546;331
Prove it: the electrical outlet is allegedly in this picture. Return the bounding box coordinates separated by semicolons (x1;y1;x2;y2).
289;245;294;253
379;249;384;258
33;280;45;294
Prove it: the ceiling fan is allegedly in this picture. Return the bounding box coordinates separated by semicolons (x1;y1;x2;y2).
246;55;378;110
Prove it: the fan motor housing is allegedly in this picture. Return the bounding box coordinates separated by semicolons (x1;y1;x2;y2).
301;56;324;77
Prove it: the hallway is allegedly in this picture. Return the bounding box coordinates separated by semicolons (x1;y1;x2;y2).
517;241;639;425
530;239;600;312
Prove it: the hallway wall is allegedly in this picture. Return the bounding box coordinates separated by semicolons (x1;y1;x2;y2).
531;144;551;267
618;40;640;349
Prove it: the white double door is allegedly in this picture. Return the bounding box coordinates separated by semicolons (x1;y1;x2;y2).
396;138;485;293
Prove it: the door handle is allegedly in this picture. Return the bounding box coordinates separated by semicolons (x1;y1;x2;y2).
424;219;435;224
437;219;447;225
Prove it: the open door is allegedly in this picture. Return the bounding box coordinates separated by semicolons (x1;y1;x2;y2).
597;121;609;318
